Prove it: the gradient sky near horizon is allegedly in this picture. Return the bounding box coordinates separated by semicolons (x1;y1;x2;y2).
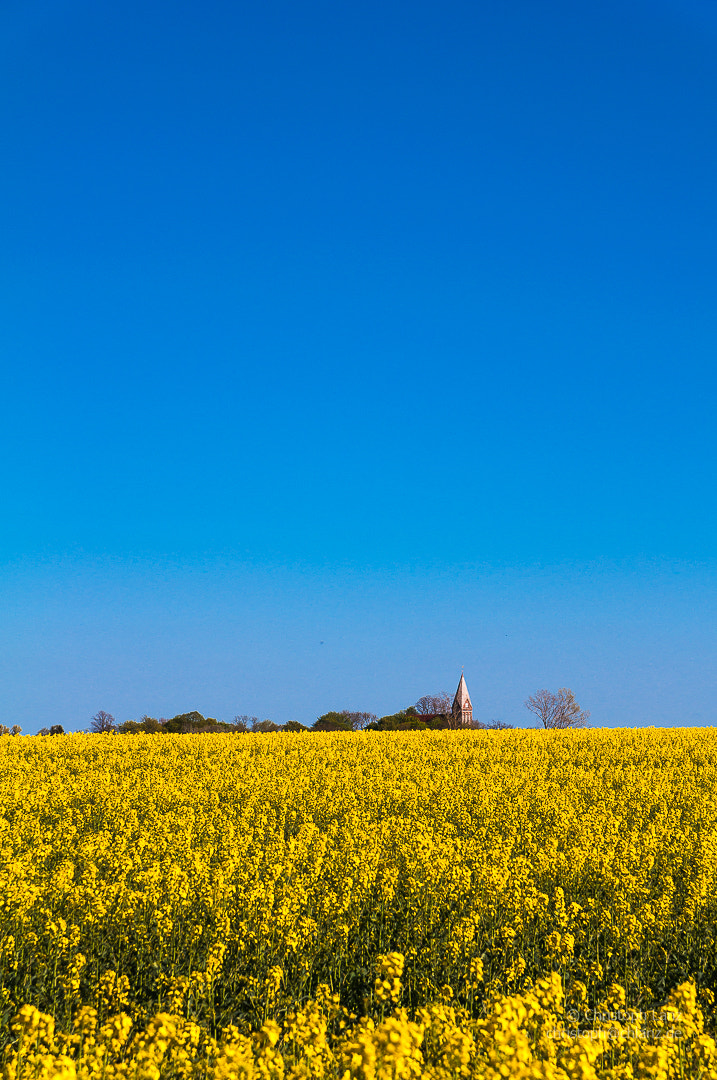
1;0;716;733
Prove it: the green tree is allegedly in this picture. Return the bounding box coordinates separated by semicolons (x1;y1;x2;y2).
163;711;206;733
313;710;376;731
252;719;281;733
313;712;353;732
118;716;164;734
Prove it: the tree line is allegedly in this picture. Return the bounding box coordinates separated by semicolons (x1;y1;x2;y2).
72;688;588;735
10;687;588;736
80;698;513;736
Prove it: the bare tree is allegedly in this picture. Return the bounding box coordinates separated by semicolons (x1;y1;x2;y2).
415;692;452;716
233;714;257;733
524;689;590;729
343;711;377;731
90;710;116;733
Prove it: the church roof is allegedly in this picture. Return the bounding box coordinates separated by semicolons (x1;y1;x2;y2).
453;672;472;710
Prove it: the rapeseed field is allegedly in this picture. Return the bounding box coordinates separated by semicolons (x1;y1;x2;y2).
1;728;716;1079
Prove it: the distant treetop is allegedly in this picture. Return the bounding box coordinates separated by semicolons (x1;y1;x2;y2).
90;711;116;734
524;688;590;729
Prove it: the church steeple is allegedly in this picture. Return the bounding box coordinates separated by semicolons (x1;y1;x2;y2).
452;672;473;727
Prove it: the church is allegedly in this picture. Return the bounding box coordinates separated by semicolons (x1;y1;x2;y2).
452;672;473;726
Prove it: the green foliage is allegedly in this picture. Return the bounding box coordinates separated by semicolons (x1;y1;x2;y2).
313;711;377;731
162;711;207;733
282;720;308;732
369;711;447;731
252;719;281;733
313;711;353;731
118;716;164;734
117;713;264;736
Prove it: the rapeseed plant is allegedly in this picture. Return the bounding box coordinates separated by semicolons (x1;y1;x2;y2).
1;728;717;1077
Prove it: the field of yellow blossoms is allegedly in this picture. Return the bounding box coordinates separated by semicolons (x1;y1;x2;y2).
2;728;717;1079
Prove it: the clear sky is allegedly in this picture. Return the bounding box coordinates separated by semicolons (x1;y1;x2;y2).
1;0;715;733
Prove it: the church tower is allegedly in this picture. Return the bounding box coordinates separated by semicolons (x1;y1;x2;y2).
452;672;473;727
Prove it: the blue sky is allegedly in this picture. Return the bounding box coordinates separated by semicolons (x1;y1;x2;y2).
1;0;715;731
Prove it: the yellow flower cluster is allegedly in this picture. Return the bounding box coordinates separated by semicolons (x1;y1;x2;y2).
1;728;716;1078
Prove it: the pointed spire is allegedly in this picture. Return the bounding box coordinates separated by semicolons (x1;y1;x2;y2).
452;672;473;726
